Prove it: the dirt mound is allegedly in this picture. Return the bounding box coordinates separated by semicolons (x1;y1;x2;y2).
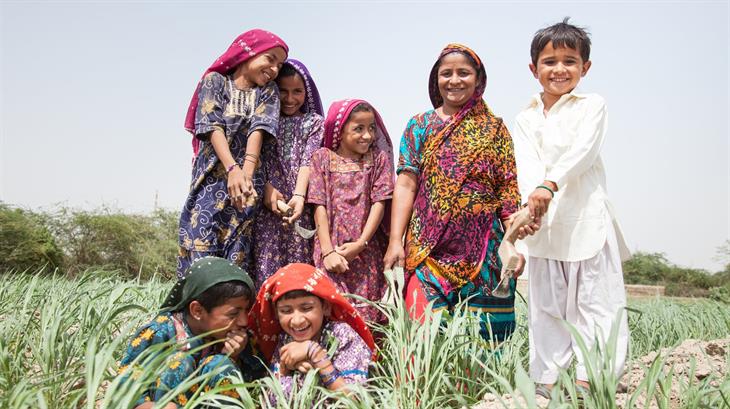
473;338;729;409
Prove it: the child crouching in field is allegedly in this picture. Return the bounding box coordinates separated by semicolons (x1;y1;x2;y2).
249;263;376;404
307;99;395;322
118;257;265;408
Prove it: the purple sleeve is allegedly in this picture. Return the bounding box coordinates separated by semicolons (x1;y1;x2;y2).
370;150;395;203
306;148;328;206
249;82;281;139
331;323;371;384
301;114;325;167
194;72;227;139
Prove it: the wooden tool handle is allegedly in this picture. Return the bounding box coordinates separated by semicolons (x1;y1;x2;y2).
276;200;294;217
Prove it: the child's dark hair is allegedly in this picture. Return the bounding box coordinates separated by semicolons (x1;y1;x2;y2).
530;17;591;66
344;102;374;123
193;280;253;311
277;289;323;303
276;63;299;82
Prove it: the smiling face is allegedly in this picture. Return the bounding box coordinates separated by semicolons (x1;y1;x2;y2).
278;72;306;116
338;109;376;158
529;41;591;107
241;46;287;87
437;52;478;114
275;294;330;342
189;296;251;340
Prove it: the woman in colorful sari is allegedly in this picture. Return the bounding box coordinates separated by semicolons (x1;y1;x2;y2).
177;29;288;278
383;44;526;342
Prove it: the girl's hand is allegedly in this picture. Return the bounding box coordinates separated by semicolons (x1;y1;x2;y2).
383;241;406;270
263;183;285;215
323;251;349;274
222;329;249;360
335;240;366;262
295;361;313;373
279;341;312;370
227;167;248;212
283;195;305;225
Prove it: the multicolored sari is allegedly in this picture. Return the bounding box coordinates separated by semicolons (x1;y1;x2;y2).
399;44;521;341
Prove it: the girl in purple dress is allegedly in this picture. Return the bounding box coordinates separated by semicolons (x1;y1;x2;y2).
307;99;395;322
253;60;324;289
178;30;288;278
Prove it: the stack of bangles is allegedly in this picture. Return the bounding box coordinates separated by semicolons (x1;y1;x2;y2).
307;341;339;386
244;152;259;165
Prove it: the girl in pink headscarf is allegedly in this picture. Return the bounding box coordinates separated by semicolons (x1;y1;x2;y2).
306;99;395;322
177;29;288;278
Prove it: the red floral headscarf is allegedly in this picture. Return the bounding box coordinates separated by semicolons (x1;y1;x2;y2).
248;263;376;362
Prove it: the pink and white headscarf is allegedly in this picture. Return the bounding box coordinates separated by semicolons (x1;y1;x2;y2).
184;29;289;155
322;99;392;157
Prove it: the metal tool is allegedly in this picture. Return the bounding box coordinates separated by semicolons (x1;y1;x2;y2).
276;200;317;239
492;206;533;298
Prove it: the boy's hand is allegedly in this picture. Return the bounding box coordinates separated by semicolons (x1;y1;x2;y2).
283;195;305;225
279;341;311;370
263;183;284;215
222;329;249;360
323;252;349;274
335;240;366;262
527;188;552;220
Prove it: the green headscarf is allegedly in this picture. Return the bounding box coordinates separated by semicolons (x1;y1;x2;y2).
161;256;255;312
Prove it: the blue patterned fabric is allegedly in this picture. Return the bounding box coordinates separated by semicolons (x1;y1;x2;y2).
118;312;265;406
177;72;281;277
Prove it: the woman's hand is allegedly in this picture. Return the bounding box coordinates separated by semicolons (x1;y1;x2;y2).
283;195;305;225
335;240;366;262
222;329;249;360
514;253;526;278
383;241;406;270
323;251;349;274
279;341;312;370
263;183;285;215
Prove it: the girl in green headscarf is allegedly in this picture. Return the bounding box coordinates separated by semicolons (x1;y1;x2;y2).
117;257;265;408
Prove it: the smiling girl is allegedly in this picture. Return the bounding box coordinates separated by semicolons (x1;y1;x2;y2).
119;257;264;408
306;99;395;322
178;29;288;278
253;59;324;289
249;263;375;403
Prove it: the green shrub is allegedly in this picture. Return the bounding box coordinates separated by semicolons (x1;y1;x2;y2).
45;206;178;280
0;203;63;272
623;252;726;297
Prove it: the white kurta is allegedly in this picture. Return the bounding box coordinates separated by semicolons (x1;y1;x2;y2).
512;91;630;262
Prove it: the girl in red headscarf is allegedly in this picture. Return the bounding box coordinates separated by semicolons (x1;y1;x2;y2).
177;29;288;278
249;263;375;404
306;99;395;322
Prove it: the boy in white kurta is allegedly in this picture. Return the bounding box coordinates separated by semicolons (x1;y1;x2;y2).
512;19;631;392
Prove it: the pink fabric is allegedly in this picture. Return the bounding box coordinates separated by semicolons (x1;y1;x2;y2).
184;29;289;155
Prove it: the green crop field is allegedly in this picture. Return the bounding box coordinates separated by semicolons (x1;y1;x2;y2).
0;271;728;409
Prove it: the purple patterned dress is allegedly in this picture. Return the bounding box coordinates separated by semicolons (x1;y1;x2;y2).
177;73;280;278
307;147;394;322
253;112;324;288
268;321;371;405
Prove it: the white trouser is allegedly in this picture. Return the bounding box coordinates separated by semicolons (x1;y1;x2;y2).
527;223;629;384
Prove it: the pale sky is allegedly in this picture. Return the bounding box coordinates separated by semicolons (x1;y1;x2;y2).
1;1;728;272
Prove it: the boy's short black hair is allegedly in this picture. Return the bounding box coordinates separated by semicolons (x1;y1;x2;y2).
530;17;591;66
194;280;253;311
276;63;299;81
